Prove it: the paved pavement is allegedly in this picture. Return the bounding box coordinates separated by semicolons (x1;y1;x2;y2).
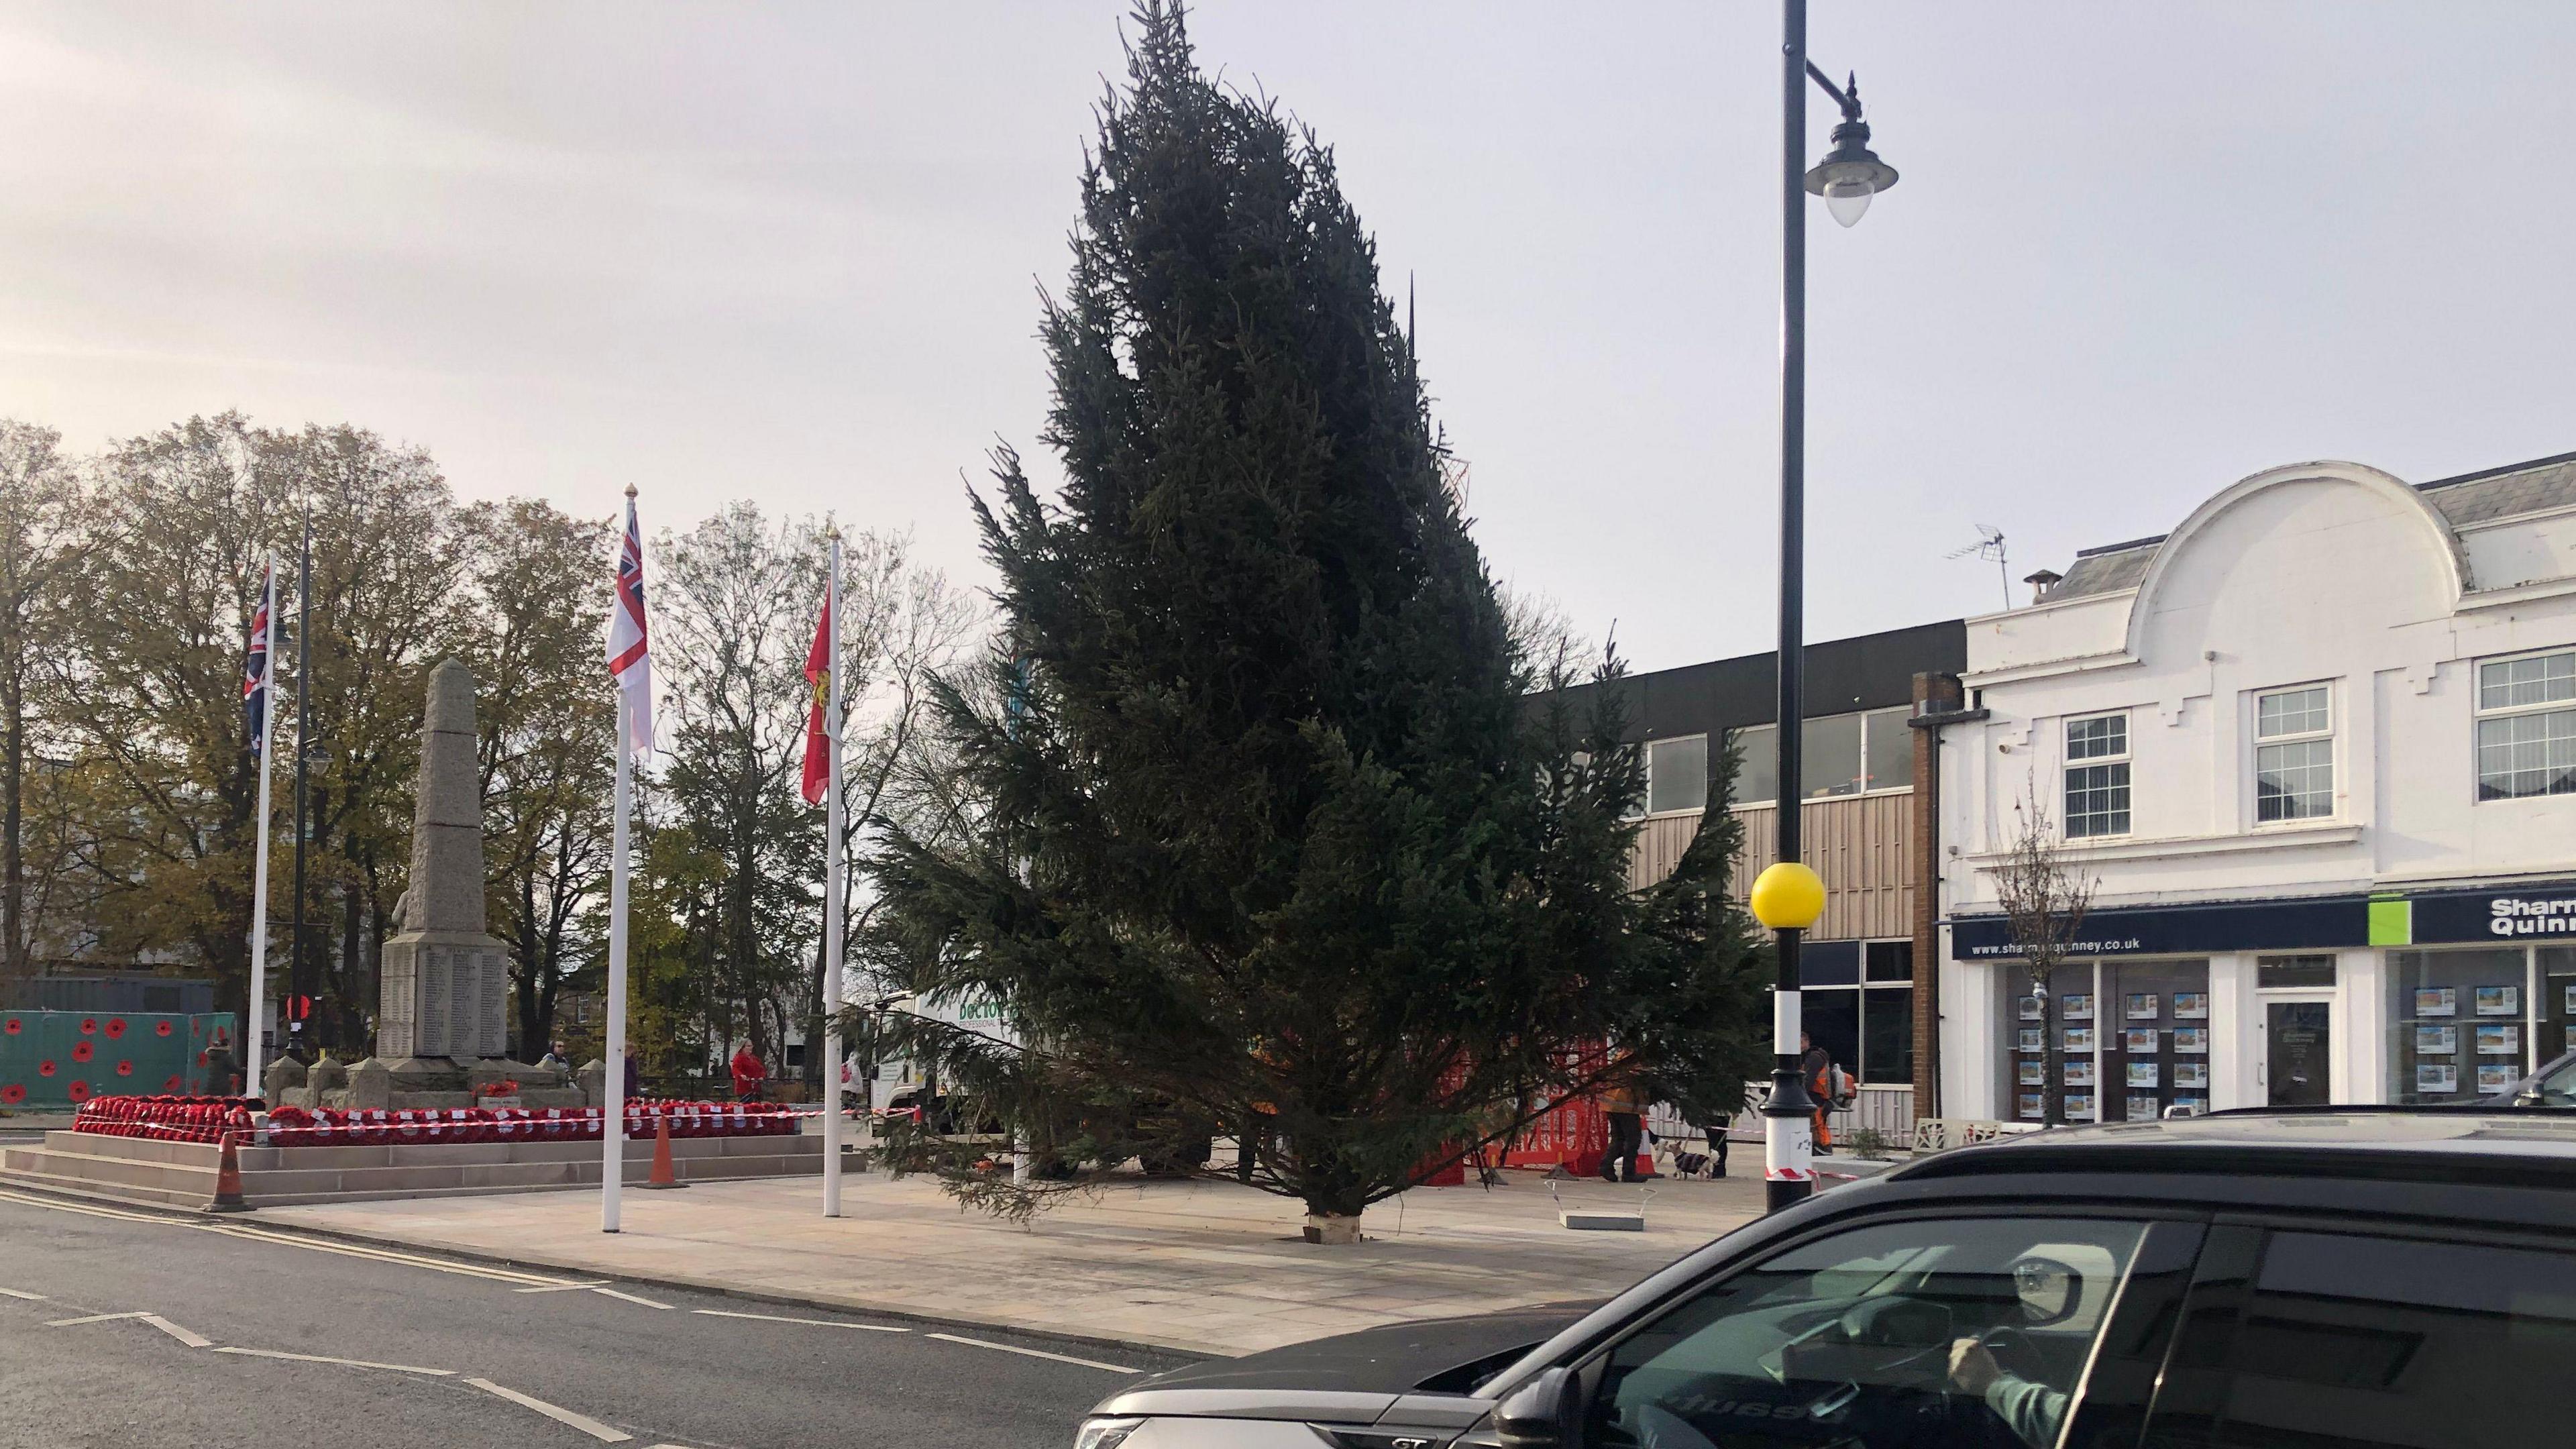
0;1188;1191;1449
258;1163;1784;1354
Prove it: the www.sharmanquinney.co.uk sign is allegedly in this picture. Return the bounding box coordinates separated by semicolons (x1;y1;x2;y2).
1949;880;2576;959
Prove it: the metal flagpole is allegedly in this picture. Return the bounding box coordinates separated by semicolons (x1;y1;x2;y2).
602;484;647;1234
290;511;313;1057
603;684;631;1232
821;533;844;1218
245;555;278;1098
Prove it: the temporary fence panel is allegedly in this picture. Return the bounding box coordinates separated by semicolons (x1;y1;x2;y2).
0;1010;238;1110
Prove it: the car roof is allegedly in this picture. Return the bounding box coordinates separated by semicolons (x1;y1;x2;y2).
1888;1108;2576;1193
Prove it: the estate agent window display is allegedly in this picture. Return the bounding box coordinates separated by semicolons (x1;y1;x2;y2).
2004;958;2212;1122
2389;945;2576;1104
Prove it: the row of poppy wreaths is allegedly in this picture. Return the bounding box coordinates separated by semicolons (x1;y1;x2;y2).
1;1016;184;1039
260;1101;800;1147
72;1095;260;1143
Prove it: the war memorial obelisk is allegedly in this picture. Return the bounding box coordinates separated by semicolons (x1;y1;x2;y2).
376;658;509;1077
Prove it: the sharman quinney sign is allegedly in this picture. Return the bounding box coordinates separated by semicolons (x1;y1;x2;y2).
1951;881;2576;959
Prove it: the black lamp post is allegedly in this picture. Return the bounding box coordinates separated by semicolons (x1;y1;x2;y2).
1752;0;1900;1216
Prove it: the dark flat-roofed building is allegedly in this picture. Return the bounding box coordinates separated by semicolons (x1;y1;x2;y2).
1555;619;1966;1142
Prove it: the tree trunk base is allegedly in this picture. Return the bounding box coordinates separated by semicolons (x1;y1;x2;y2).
1303;1212;1362;1245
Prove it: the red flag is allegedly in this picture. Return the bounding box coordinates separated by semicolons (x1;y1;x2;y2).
800;581;832;805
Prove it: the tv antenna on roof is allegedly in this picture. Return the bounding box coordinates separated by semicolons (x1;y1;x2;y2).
1945;525;2010;608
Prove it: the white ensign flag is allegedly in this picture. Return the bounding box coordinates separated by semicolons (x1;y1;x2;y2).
608;490;652;757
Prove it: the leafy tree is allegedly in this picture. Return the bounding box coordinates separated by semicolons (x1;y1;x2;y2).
464;499;615;1057
858;2;1769;1231
0;421;95;982
272;424;471;1049
48;414;291;1011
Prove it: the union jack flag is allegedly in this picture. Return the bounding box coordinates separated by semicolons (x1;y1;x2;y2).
606;490;653;757
244;561;276;756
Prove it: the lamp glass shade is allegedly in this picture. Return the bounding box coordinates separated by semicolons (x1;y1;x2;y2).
1822;180;1874;228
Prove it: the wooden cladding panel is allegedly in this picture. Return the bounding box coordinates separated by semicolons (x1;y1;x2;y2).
1627;793;1914;942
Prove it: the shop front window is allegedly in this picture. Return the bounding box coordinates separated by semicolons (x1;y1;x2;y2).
2387;948;2530;1104
1861;941;1913;1085
2543;947;2576;1072
1801;941;1913;1089
2002;961;2098;1121
2100;960;2212;1120
2000;958;2209;1121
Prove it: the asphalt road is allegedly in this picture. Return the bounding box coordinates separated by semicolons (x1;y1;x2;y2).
0;1188;1197;1449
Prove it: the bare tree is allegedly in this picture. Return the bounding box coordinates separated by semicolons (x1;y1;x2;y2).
1994;777;2096;1127
799;530;980;1092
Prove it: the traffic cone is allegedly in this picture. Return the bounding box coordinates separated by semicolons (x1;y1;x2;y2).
205;1130;250;1214
641;1111;687;1191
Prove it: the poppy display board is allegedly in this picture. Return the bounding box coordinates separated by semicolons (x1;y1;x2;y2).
0;1010;238;1110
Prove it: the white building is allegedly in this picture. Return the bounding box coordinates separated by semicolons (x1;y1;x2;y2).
1938;450;2576;1122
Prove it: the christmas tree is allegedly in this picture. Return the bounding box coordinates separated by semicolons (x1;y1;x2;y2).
860;1;1770;1233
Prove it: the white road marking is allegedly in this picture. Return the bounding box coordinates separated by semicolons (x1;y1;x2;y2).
198;1224;578;1287
140;1314;213;1348
0;1287;46;1300
512;1281;612;1293
0;1189;172;1224
690;1308;906;1332
466;1377;635;1442
590;1287;674;1310
46;1311;150;1326
213;1346;455;1376
925;1332;1140;1373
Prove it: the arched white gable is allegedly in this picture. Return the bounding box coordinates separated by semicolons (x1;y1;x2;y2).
2123;460;2467;663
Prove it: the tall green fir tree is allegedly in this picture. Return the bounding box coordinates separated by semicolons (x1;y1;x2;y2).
858;0;1772;1234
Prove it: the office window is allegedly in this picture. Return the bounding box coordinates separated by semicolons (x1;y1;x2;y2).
1726;710;1917;805
1862;706;1913;792
1646;735;1708;815
2255;685;2334;822
1803;714;1864;798
2477;650;2576;802
2064;712;2131;838
1727;724;1776;805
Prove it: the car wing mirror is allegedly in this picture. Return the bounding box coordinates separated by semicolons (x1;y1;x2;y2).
1494;1365;1581;1448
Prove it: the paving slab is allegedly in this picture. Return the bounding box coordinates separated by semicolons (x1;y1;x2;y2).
260;1166;1778;1354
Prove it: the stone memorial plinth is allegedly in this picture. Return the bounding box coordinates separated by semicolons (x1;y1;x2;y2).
376;659;509;1085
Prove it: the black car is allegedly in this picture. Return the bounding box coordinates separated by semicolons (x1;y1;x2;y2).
1076;1109;2576;1448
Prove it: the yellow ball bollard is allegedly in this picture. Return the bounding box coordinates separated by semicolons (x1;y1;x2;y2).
1749;861;1826;931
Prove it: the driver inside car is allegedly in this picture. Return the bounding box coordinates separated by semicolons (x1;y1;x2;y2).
1943;1258;2079;1449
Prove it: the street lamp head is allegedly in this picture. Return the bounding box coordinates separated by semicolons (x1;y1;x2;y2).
1805;115;1898;228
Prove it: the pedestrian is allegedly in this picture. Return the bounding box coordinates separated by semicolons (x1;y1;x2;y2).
535;1041;568;1073
1801;1030;1840;1156
619;1046;641;1104
729;1043;767;1104
1598;1061;1646;1184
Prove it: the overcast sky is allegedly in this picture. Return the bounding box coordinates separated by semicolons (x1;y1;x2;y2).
2;3;2569;672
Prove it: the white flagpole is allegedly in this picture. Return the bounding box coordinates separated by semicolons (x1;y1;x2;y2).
603;684;631;1233
244;555;277;1099
822;533;845;1218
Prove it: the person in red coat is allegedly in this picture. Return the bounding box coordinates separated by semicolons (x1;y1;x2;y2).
729;1045;767;1104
